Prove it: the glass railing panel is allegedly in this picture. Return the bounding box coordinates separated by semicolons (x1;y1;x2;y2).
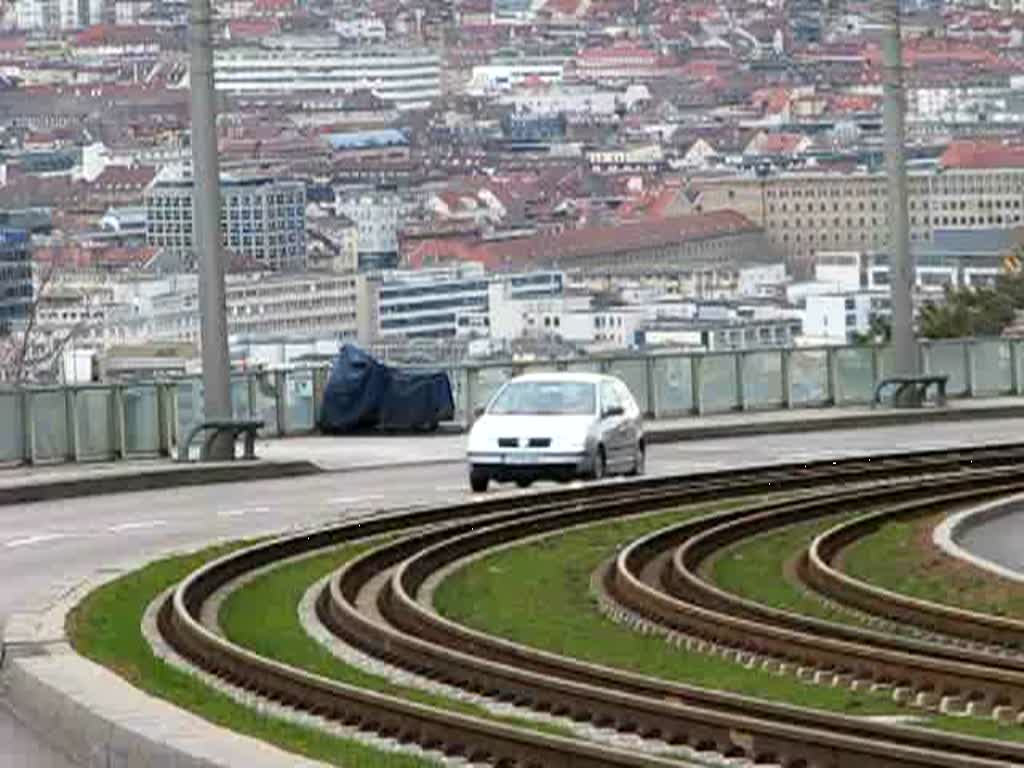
835;346;874;404
925;341;967;396
0;391;23;462
700;354;738;413
741;351;783;409
250;374;279;437
790;349;828;406
75;388;114;460
972;339;1011;395
31;390;69;462
284;370;316;433
124;385;161;455
652;355;693;417
606;358;648;414
231;378;252;420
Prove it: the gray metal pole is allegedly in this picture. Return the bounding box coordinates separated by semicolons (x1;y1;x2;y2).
189;0;233;459
881;0;917;376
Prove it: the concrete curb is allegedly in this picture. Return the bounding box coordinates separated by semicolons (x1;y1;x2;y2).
2;559;328;768
933;493;1024;585
0;460;320;506
646;403;1024;444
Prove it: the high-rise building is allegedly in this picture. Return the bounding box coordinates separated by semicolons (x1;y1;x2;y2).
145;175;306;272
0;228;33;327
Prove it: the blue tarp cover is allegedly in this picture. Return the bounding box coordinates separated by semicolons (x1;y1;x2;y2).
318;345;455;433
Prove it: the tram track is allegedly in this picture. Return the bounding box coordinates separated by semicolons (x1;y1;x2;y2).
159;444;1024;767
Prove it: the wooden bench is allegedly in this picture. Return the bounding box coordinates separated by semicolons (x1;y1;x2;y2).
177;419;265;462
873;375;949;408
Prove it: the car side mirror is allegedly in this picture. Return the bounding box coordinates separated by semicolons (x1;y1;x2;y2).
473;405;486;418
602;405;625;419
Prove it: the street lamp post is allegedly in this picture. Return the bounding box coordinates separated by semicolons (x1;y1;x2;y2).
189;0;233;459
881;0;918;377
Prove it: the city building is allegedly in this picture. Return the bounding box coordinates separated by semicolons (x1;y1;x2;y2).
212;44;443;109
15;0;103;30
333;184;418;271
107;271;364;345
145;175;306;272
371;264;566;340
693;144;1024;263
0;228;33;326
472;211;775;279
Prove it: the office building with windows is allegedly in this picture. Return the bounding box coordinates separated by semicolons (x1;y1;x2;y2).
213;44;442;109
145;175;306;272
371;264;565;339
0;228;33;326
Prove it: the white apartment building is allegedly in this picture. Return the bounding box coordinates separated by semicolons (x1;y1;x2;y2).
468;57;567;94
16;0;103;30
108;272;363;344
801;292;886;343
212;44;442;109
333;185;422;271
375;265;566;340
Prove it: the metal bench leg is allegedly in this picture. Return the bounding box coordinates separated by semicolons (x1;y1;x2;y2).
243;429;256;460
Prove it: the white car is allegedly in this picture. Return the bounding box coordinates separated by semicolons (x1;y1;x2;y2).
465;373;645;493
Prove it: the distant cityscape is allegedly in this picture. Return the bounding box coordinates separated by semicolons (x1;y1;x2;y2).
2;0;1024;383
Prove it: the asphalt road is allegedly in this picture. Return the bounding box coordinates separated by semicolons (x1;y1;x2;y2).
5;417;1024;767
957;499;1024;575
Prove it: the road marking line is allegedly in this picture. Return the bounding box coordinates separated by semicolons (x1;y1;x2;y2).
217;506;271;518
5;533;68;548
108;520;168;532
327;495;383;506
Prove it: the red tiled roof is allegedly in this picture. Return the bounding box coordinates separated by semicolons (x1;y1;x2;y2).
476;211;757;268
90;165;157;190
74;25;159;46
226;19;281;38
940;140;1024;170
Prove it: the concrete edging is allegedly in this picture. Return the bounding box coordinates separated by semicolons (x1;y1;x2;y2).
0;461;329;768
933;492;1024;584
2;555;328;768
646;403;1024;444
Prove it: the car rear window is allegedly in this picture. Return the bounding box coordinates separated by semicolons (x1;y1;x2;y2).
488;381;596;416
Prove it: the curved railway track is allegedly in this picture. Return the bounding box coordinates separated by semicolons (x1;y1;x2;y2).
158;444;1024;768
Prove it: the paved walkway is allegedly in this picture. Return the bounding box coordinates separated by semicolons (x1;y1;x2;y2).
259;397;1024;471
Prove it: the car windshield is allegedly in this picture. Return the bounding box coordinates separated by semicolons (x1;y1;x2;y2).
488;380;596;416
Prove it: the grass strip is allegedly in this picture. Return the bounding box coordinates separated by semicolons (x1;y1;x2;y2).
434;504;1024;741
843;512;1024;619
710;515;879;629
67;542;436;768
435;506;897;715
218;541;574;738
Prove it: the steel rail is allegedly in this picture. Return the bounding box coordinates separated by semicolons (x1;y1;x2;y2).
804;503;1024;649
161;444;1024;768
325;471;1024;766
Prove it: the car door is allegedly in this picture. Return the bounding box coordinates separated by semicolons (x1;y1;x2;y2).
613;380;641;457
599;380;628;470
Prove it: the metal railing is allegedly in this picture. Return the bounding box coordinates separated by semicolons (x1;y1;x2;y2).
0;337;1021;465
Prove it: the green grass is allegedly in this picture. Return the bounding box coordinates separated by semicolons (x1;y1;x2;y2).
67;541;437;768
711;515;878;629
435;505;899;716
433;504;1024;742
843;512;1024;619
218;542;573;738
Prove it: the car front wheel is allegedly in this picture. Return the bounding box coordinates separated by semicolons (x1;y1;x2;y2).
469;467;489;493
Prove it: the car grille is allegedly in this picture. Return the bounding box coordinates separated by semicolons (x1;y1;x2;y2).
527;438;552;448
497;437;519;448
